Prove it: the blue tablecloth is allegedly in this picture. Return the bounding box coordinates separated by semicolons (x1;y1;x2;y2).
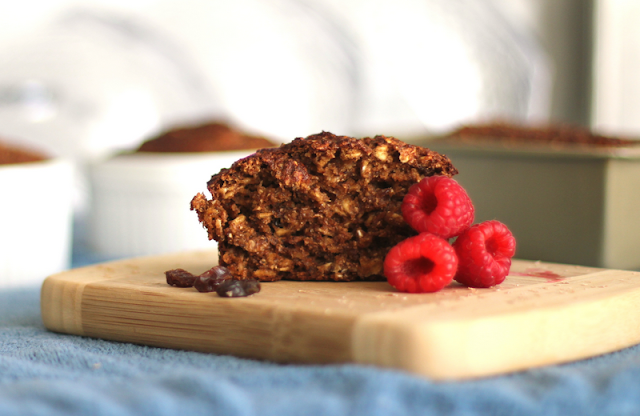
3;252;640;416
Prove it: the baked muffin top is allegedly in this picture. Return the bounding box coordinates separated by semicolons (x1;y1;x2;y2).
446;122;639;147
0;140;48;165
136;121;277;153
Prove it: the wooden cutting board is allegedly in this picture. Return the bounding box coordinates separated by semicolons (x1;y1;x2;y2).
40;248;640;380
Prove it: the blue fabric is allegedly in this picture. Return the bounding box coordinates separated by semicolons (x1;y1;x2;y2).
3;279;640;415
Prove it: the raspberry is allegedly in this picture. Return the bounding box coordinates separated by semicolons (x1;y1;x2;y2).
383;233;458;293
453;220;516;288
401;176;474;239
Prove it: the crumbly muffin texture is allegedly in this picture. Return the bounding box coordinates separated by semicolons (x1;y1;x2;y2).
191;131;457;282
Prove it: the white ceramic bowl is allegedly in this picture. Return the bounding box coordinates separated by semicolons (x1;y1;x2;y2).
0;158;74;287
88;150;256;258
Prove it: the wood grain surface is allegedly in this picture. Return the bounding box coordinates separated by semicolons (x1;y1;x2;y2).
40;249;640;380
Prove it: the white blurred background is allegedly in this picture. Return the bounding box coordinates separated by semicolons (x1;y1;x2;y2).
4;0;633;154
0;0;635;263
0;0;581;160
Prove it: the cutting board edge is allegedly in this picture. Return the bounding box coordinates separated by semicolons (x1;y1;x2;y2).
39;251;640;381
41;273;86;335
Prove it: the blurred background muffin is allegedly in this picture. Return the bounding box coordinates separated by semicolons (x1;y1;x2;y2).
136;121;276;152
0;138;73;287
0;140;48;164
88;120;276;259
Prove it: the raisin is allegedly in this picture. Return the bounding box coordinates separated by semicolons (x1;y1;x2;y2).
242;279;261;296
200;265;231;281
194;266;231;292
166;266;260;298
165;269;196;287
216;278;261;297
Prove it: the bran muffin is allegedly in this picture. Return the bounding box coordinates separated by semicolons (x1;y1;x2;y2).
191;131;457;282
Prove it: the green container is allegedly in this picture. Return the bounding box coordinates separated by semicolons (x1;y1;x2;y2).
420;138;640;270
